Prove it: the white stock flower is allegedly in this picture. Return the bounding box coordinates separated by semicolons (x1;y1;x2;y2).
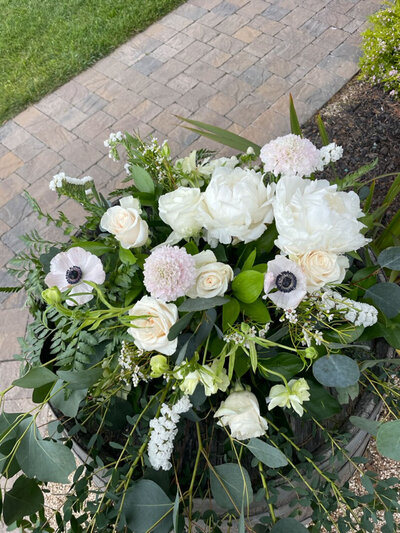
200;166;275;246
263;256;307;309
268;378;310;416
44;247;105;306
100;196;148;249
291;251;349;293
178;360;230;397
273;176;369;256
199;155;239;176
186;250;233;299
128;296;178;355
158;187;204;242
214;390;268;441
319;143;343;166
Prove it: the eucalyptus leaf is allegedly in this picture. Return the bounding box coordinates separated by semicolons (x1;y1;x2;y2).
270;518;309;532
168;312;194;341
50;380;87;417
122;479;173;533
3;476;44;525
312;354;360;388
209;463;253;511
364;282;400;319
336;383;359;405
179;296;228;312
13;366;57;389
378;246;400;270
350;416;380;437
377;420;400;460
247;438;288;468
57;368;103;390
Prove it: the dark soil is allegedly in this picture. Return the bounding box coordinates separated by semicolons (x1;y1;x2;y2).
302;77;400;222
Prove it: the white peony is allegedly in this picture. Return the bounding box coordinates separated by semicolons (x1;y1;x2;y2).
273;176;369;256
158;187;204;242
100;196;148;249
186;250;233;299
291;251;349;293
200;166;275;246
214;390;268;440
128;296;178;355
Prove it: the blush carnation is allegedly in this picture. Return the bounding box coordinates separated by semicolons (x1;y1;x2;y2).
260;134;321;179
143;246;196;302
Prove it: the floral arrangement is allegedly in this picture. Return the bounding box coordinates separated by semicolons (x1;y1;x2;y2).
359;0;400;99
2;102;400;532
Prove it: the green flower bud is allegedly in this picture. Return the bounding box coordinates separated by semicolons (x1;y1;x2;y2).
150;355;169;378
304;347;318;360
42;286;62;305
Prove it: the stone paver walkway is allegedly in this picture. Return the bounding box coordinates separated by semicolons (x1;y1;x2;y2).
0;0;383;525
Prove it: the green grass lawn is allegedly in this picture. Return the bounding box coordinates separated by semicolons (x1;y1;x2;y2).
0;0;185;124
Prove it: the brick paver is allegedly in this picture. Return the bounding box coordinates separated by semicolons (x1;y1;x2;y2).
0;0;384;522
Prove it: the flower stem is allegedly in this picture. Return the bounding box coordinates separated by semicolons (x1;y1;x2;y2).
188;422;203;530
258;462;276;524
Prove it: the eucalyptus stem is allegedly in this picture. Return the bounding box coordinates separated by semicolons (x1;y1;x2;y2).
258;462;276;524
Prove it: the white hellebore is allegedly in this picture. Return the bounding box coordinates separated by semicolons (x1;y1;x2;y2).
273;176;369;256
44;247;105;306
186;250;233;299
200;166;275;246
214;390;269;441
291;250;349;293
100;196;148;249
128;296;178;355
268;378;310;417
158;187;204;243
264;255;307;309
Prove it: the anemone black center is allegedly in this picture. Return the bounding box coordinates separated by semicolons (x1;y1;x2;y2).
276;271;297;293
66;266;83;285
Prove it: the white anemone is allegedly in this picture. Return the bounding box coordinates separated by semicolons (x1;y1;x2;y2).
263;255;307;309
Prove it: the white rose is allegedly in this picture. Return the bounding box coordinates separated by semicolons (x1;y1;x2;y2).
101;196;148;249
158;187;204;242
273;176;369;256
128;296;178;355
200;166;275;246
186;250;233;299
291;251;349;293
214;390;268;441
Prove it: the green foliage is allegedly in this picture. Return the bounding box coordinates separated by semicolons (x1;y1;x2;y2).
377;420;400;460
209;463;253;512
312;354;360;388
364;282;400;318
232;270;264;303
246;438;288;468
359;1;400;99
3;476;44;525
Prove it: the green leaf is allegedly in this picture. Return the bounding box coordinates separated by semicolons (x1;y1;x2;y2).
255;224;278;256
232;270;264;304
210;463;253;511
16;418;76;483
13;366;57;389
324;325;364;345
122;479;173;533
361;474;375;494
378;246;400;270
69;241;113;256
173;491;180;533
119;246;137;265
131;164;155;193
377;420;400;461
258;352;303;382
312;354;360;388
316;114;330;145
0;286;22;293
271;518;309;533
168;312;194;341
240;299;270;324
289;94;302;136
223;298;241;332
350;416;380;437
57;368;103;390
178;296;228;312
242;249;257;271
50;380;87;418
303;381;341;420
247;438;288;468
336;383;359;405
3;476;44;525
177;116;260;155
0;439;21;478
364;282;400;318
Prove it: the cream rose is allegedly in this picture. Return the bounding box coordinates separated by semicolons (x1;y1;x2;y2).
291;251;349;293
200;166;275;246
214;390;268;440
158;187;204;242
186;250;233;299
273;175;369;255
127;296;178;355
100;196;148;249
